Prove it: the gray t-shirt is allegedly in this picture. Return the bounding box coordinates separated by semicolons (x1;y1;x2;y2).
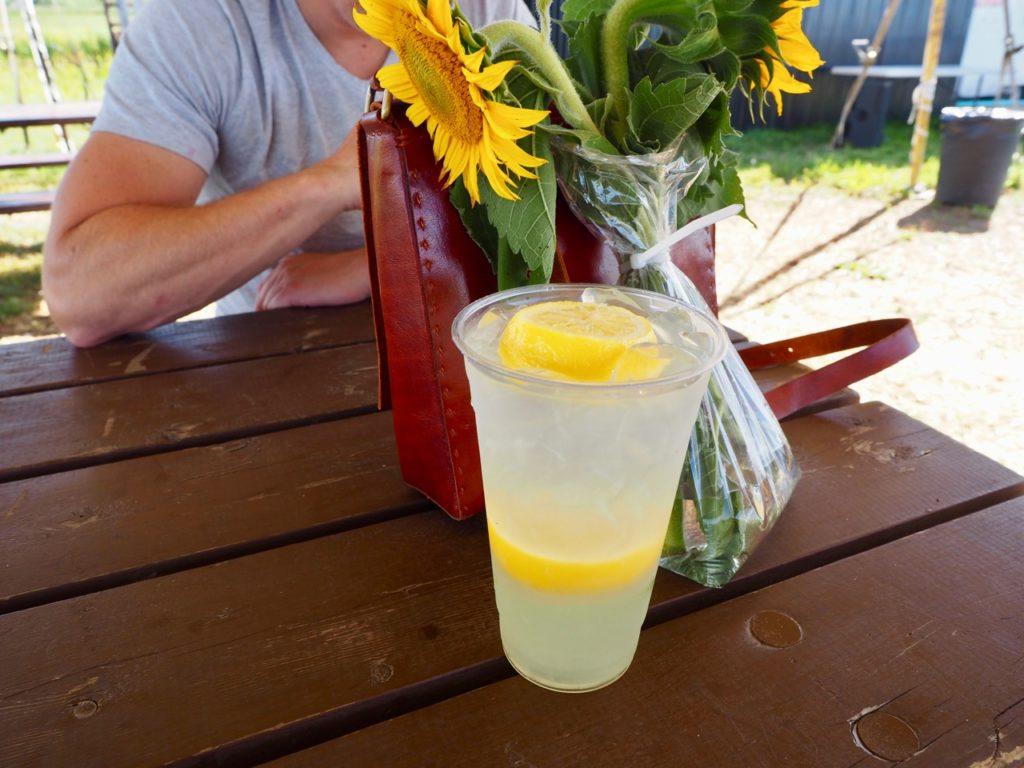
93;0;536;316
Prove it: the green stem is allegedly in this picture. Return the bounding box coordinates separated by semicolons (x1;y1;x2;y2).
479;21;599;134
601;0;697;138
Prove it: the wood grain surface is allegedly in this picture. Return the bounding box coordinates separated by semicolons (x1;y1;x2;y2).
1;402;1018;768
271;498;1024;768
0;344;379;483
0;411;426;613
0;305;374;398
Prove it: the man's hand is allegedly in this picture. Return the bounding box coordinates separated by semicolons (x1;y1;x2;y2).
255;249;371;311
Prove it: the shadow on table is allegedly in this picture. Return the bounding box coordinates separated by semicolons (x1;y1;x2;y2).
897;202;993;234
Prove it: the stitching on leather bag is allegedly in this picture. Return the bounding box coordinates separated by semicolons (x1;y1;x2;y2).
405;130;467;515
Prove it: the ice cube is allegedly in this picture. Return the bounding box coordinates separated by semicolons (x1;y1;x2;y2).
610;342;701;382
464;308;512;362
581;285;646;314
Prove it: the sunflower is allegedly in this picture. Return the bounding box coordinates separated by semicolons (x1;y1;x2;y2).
354;0;549;202
756;0;825;115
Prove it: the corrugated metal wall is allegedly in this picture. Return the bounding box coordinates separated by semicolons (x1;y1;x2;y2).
541;0;975;128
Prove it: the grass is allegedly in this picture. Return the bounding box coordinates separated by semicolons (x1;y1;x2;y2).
728;120;1024;199
7;0;112;47
0;3;110;336
0;250;42;320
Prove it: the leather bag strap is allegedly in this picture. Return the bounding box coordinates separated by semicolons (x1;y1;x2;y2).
738;318;919;420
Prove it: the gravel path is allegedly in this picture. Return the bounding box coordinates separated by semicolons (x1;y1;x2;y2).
716;184;1024;473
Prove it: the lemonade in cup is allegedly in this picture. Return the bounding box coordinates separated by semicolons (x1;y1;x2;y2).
453;285;727;692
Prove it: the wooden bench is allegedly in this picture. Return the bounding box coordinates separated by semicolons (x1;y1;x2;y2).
0;152;73;170
0;189;56;215
0;100;97;214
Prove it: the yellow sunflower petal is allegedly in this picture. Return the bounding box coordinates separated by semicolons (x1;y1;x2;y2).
425;0;453;35
352;6;396;48
407;99;431;126
774;9;824;73
487;100;549;128
477;137;516;199
466;59;517;91
462;48;486;74
376;63;420;102
491;133;547;170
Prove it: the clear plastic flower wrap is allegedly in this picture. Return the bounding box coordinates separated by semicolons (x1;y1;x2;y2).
552;136;800;587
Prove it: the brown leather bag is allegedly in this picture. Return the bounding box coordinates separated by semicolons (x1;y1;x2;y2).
357;101;917;520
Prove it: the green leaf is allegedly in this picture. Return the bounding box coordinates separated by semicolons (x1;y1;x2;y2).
633;47;704;87
584;95;616;135
562;14;604;98
678;152;748;224
560;0;614;22
651;0;724;65
542;123;620;154
481;129;557;280
706;48;741;91
695;89;738;154
713;0;754;13
718;12;777;57
627;74;722;152
449;181;500;274
746;0;789;22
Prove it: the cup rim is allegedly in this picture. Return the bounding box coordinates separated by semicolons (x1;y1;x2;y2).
451;284;728;393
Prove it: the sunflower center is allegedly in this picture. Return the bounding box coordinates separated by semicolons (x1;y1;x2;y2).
394;14;483;144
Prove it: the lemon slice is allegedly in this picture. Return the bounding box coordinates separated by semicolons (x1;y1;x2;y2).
488;522;661;593
498;300;656;382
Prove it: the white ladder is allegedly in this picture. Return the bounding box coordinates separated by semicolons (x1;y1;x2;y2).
13;0;70;151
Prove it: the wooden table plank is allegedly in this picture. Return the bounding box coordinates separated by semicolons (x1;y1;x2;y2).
0;402;1018;768
0;305;374;398
0;307;732;399
0;344;380;483
0;411;427;614
275;498;1024;768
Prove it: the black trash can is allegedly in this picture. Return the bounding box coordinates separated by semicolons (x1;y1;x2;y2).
936;107;1024;207
845;79;892;148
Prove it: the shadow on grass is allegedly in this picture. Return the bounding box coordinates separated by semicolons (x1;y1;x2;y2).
0;241;45;257
0;253;42;321
729;121;945;197
897;202;993;234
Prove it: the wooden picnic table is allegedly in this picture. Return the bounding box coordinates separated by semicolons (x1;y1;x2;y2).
0;303;1021;767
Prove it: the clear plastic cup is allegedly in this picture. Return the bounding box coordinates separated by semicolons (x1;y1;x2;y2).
453;285;727;692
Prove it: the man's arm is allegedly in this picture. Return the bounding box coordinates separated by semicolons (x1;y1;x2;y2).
43;130;358;347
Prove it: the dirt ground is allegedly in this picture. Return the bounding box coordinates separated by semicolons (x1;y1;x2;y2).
716;184;1024;473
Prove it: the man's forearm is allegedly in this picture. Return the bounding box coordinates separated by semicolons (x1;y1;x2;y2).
45;164;349;346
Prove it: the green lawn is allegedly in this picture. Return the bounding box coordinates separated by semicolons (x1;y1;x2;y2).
730;120;1024;200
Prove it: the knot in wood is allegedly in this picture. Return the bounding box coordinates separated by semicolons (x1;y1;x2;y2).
854;711;919;761
71;699;98;720
749;610;803;648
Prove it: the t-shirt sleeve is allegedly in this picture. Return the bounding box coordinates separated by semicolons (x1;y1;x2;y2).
466;0;539;30
91;0;230;172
